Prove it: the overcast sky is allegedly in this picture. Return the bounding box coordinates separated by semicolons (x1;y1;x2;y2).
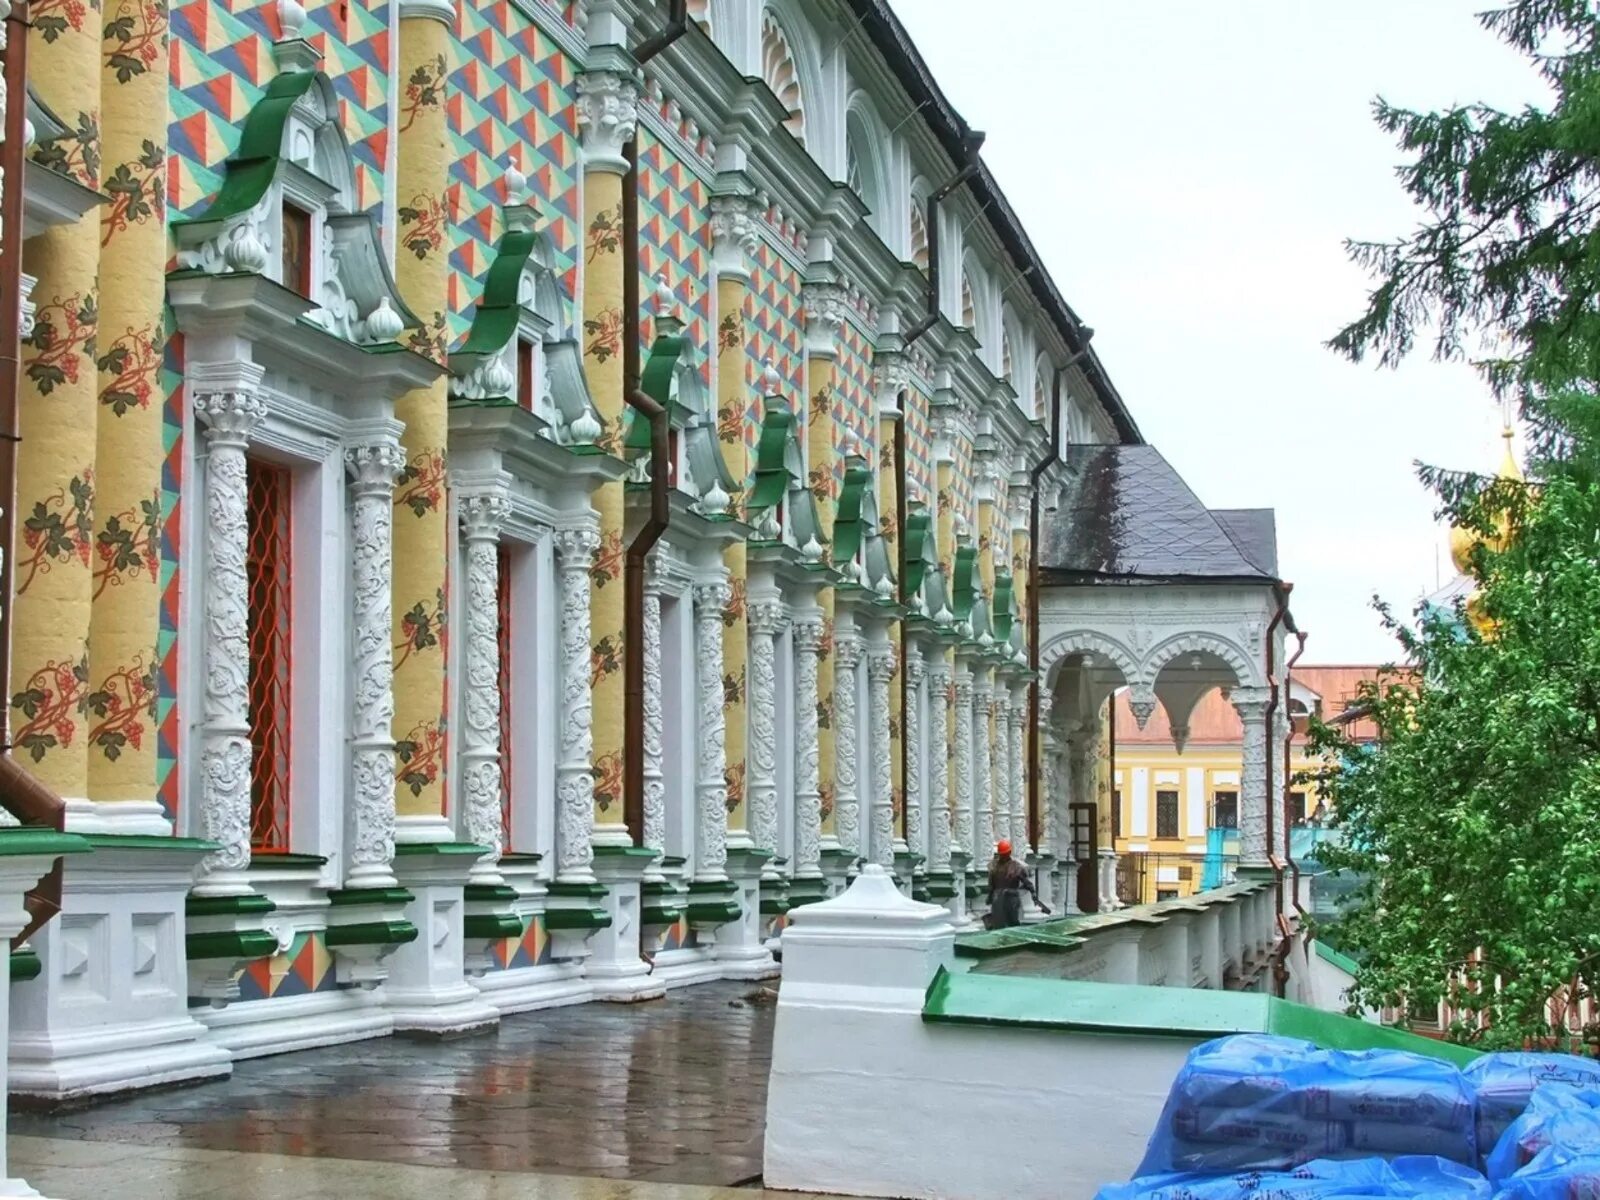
894;1;1545;663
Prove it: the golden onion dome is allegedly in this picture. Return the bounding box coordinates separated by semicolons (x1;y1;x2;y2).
1449;425;1521;571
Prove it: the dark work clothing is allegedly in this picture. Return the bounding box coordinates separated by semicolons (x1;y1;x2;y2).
985;857;1036;930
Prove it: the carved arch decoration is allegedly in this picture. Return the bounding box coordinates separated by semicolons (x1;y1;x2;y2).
844;92;893;238
1138;630;1259;692
909;182;930;271
960;270;976;330
1038;628;1140;692
761;9;805;144
1033;354;1052;422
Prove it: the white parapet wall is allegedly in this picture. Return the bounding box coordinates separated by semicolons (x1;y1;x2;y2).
763;865;1460;1200
762;865;1204;1199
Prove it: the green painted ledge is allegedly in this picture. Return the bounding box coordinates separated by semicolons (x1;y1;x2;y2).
954;881;1270;959
0;829;91;858
592;845;658;860
1314;939;1360;977
921;968;1480;1068
393;841;489;857
82;834;215;853
187;893;276;919
10;947;40;983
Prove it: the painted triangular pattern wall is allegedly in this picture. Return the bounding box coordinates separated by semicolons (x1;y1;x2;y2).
636;130;710;387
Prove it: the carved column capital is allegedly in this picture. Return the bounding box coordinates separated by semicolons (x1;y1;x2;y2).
345;442;406;494
196;391;268;444
1230;686;1271;724
459;490;510;541
834;629;863;670
554;526;601;566
791;615;825;652
867;646;897;684
803;282;847;357
576;68;640;173
748;597;787;637
693;580;732;615
710;192;760;279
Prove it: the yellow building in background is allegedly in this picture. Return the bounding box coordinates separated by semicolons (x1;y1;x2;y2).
1108;666;1380;904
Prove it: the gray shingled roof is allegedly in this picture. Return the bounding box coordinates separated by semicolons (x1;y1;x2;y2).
1042;445;1278;583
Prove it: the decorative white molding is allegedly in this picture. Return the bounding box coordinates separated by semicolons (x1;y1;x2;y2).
991;687;1011;857
1231;686;1272;868
802;282;847;359
833;631;862;855
926;653;952;872
553;527;600;882
791;616;825;880
576;70;640;175
396;0;454;23
747;598;785;877
952;666;974;857
972;671;994;859
866;646;896;870
693;581;732;882
192;391;268;896
345;440;407;889
903;643;924;869
1008;691;1028;854
459;491;509;882
641;557;666;880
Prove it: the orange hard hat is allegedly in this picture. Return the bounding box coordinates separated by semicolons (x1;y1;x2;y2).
997;839;1012;856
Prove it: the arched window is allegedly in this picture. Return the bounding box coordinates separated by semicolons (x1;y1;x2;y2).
1034;359;1051;420
687;0;710;33
844;101;887;234
762;11;805;144
1001;328;1014;381
960;272;975;330
909;196;929;271
846;139;865;203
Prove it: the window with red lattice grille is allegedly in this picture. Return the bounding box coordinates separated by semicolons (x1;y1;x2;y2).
497;544;513;848
246;459;294;853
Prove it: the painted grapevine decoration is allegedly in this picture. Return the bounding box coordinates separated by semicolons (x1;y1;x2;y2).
397;193;447;262
92;491;159;597
399;52;446;133
395;452;446;517
24;294;98;394
31;112;101;189
100;141;164;245
18;472;94;595
102;0;164;82
11;655;89;762
85;653;156;761
96;323;159;413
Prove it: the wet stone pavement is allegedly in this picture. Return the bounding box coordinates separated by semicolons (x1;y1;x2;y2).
16;981;780;1188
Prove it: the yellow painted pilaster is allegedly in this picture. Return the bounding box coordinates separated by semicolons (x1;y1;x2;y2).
716;269;749;841
87;0;166;807
806;341;838;839
390;16;452;825
578;79;632;839
878;410;902;842
14;0;101;806
977;491;997;602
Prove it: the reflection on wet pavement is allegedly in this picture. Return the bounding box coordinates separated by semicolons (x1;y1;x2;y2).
15;981;779;1188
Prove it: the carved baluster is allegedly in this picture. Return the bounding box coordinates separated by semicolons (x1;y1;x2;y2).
1010;688;1028;854
345;441;407;889
867;646;896;870
459;492;509;881
926;654;952;872
833;632;861;856
952;666;974;858
1232;687;1271;868
791;616;825;881
641;554;665;879
992;686;1012;854
972;670;994;858
903;642;924;868
693;582;732;882
554;528;601;883
193;391;267;895
747;599;785;878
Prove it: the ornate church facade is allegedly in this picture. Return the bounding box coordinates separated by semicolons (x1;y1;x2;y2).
0;0;1293;1097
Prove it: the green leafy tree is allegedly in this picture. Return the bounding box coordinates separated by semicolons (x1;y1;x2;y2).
1320;0;1600;1046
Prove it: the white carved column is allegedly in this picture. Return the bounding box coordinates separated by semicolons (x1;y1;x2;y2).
973;670;995;858
1010;685;1029;854
345;441;407;889
1037;692;1056;857
192;391;267;896
747;598;785;881
459;492;509;884
833;629;862;857
1232;686;1271;869
992;685;1013;853
903;641;925;869
926;652;952;873
640;554;666;881
553;528;601;884
952;663;975;857
693;581;731;883
866;645;896;871
791;615;825;880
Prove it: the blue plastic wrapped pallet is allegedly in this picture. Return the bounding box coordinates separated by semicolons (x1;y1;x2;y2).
1135;1035;1477;1176
1484;1086;1600;1185
1093;1155;1491;1199
1462;1051;1600;1156
1490;1151;1600;1198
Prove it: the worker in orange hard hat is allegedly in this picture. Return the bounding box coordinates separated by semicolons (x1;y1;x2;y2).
984;838;1049;930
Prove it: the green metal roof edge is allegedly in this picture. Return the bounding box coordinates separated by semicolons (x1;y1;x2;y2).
625;332;693;452
831;461;872;566
457;228;537;355
747;400;797;512
921;968;1479;1066
952;544;978;619
1313;938;1360;978
180;71;321;225
993;570;1015;641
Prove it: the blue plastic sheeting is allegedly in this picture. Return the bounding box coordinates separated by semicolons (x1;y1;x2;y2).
1486;1087;1600;1184
1491;1152;1600;1198
1463;1051;1600;1158
1094;1155;1491;1199
1136;1035;1477;1176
